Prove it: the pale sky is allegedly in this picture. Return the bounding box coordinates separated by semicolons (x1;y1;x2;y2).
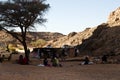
0;0;120;35
39;0;120;35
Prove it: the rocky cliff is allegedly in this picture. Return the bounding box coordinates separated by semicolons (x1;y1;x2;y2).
47;27;96;48
78;7;120;56
45;7;120;51
107;7;120;26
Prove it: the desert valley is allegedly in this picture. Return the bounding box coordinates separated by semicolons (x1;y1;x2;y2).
0;1;120;80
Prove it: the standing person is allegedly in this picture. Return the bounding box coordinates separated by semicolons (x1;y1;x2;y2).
0;54;3;63
61;49;66;61
27;48;30;61
74;48;77;57
74;48;79;57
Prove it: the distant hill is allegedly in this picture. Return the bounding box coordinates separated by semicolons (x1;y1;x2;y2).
26;32;65;41
0;31;65;48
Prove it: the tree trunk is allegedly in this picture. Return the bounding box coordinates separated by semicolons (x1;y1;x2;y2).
22;39;29;62
23;42;28;58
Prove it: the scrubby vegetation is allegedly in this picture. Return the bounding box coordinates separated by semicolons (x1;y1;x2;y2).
30;39;47;47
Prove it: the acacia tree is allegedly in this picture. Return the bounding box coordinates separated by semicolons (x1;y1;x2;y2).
0;0;50;60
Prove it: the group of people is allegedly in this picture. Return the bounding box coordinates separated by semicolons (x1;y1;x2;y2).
17;49;30;65
81;55;108;65
17;55;29;65
43;56;62;67
17;48;62;67
17;47;108;66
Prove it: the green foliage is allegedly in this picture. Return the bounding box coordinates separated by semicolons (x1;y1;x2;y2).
30;39;46;47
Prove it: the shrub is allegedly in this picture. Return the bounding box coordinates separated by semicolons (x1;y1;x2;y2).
30;39;47;47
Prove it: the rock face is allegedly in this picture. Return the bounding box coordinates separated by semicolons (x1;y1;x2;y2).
48;7;120;51
47;27;96;48
78;7;120;56
107;7;120;26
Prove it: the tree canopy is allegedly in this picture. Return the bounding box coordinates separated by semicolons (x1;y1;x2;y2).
0;0;50;61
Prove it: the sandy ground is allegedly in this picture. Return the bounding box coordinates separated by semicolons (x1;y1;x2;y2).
0;54;120;80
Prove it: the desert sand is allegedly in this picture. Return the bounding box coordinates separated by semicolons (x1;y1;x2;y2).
0;54;120;80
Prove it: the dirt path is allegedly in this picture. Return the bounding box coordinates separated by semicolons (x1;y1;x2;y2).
0;59;120;80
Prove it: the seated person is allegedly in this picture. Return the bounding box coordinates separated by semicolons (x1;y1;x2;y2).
84;56;90;65
23;56;29;65
102;55;108;63
43;58;48;66
51;57;61;67
18;55;24;64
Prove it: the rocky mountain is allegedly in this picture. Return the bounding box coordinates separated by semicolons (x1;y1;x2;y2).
46;27;96;48
46;7;120;56
107;7;120;26
78;7;120;56
47;7;120;48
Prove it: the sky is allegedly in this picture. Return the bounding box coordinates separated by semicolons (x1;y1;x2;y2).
39;0;120;35
0;0;120;35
